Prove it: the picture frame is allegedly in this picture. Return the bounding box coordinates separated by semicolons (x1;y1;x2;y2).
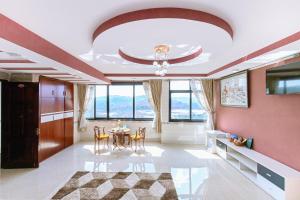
220;70;249;107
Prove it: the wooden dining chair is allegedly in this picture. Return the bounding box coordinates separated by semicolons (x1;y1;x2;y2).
94;126;109;151
130;127;146;151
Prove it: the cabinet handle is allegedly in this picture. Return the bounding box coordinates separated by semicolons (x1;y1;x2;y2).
266;173;271;177
52;90;55;96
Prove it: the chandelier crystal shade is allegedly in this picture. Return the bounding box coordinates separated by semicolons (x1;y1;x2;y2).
153;45;170;76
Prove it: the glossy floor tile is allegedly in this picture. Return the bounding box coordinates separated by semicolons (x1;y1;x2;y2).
0;142;273;200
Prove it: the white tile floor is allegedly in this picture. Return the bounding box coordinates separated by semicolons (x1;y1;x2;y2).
0;142;273;200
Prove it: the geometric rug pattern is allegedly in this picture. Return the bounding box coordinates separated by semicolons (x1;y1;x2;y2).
51;171;178;200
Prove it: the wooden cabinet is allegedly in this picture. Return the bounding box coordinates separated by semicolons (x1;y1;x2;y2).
38;76;74;163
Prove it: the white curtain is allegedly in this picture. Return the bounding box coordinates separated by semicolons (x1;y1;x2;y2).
143;81;156;128
190;79;215;130
79;85;95;131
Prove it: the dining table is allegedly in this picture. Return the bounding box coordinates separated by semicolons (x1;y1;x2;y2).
108;127;131;150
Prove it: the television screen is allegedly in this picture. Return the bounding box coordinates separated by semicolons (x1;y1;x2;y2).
266;61;300;95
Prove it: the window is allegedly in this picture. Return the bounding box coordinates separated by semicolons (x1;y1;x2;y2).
95;85;107;118
135;85;154;118
109;85;133;118
87;82;154;120
169;80;207;122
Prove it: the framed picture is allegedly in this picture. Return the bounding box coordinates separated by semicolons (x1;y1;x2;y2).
220;71;248;107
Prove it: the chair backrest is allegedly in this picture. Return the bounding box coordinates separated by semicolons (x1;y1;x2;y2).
94;126;100;138
139;127;146;138
94;126;105;137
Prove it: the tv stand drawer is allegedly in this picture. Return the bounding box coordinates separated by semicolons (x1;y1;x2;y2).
258;164;285;191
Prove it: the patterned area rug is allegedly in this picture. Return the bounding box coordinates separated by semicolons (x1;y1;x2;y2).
52;171;178;200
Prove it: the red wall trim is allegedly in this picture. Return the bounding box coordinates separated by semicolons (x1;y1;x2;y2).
93;8;233;41
0;60;34;63
43;76;77;79
105;73;207;77
1;67;55;70
119;48;203;65
0;14;110;83
58;79;88;81
39;73;71;75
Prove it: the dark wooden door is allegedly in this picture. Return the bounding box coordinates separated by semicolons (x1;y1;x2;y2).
1;82;39;168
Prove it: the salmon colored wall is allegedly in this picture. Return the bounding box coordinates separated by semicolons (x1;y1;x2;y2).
215;58;300;172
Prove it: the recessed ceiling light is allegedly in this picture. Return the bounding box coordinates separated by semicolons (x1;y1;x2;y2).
232;69;239;73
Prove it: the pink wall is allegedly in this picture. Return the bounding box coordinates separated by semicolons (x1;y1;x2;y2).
215;58;300;172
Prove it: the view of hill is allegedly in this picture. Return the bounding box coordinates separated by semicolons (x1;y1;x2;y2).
87;95;207;120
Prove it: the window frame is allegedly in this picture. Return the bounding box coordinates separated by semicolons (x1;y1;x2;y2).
169;80;206;122
86;82;153;121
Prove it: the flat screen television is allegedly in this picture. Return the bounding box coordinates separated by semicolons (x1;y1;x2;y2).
266;61;300;95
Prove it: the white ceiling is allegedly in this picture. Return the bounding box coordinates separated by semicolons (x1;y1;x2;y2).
1;0;300;82
0;51;26;60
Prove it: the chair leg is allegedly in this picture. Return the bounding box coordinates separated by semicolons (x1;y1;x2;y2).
98;140;100;152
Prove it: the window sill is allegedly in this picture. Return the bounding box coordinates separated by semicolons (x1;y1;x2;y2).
167;120;207;123
86;118;153;122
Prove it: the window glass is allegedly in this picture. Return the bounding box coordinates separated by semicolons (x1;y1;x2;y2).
95;85;107;118
170;80;207;122
171;93;190;120
109;85;133;118
191;94;207;120
135;85;154;118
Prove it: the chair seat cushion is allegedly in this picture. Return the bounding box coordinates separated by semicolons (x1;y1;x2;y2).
96;134;109;139
131;135;142;140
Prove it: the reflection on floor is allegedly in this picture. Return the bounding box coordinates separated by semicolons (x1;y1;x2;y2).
0;142;273;200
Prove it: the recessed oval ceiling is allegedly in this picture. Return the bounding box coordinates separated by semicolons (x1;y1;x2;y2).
119;47;203;65
92;8;233;67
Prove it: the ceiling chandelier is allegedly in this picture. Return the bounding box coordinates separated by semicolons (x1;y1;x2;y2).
153;44;170;76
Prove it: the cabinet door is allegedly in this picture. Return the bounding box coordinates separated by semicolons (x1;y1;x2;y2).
40;77;56;98
64;83;74;111
64;117;74;147
39;121;53;162
56;81;65;98
55;97;65;112
65;83;74;99
53;119;65;152
40;97;55;114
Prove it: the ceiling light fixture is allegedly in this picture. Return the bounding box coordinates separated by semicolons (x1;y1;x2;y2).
153;45;170;76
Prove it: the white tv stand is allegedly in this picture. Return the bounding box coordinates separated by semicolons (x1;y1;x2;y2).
216;138;300;200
